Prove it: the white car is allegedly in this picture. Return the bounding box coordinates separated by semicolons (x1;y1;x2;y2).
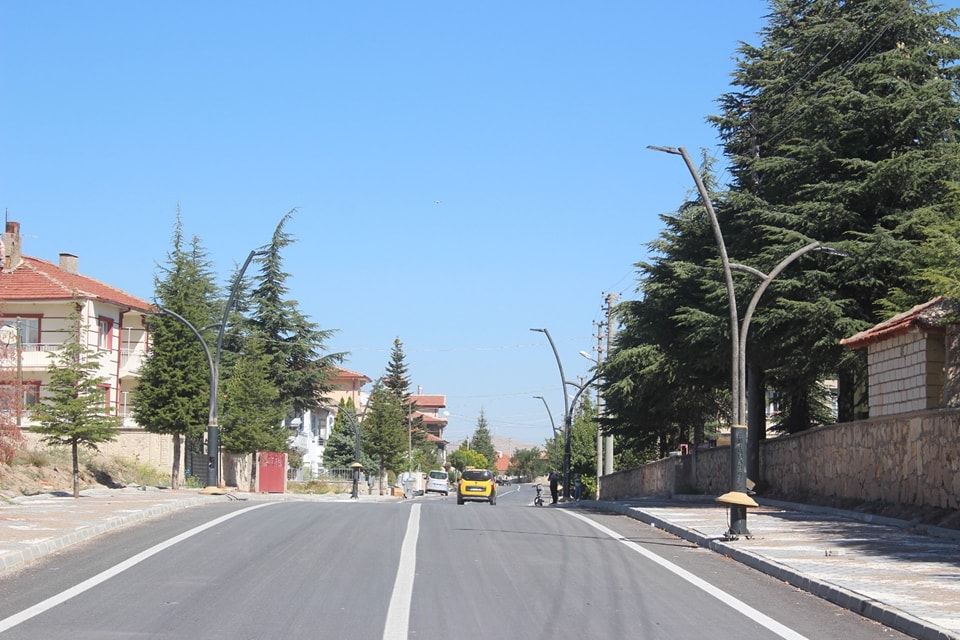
425;470;449;496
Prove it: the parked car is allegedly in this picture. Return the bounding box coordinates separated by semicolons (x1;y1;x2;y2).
425;470;449;496
456;468;496;505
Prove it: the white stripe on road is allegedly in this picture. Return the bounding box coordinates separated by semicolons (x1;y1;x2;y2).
563;510;808;640
383;503;421;640
0;502;278;634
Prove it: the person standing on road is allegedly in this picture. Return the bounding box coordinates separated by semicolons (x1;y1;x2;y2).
548;470;559;504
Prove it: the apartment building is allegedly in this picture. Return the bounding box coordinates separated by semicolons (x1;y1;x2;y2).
0;221;160;461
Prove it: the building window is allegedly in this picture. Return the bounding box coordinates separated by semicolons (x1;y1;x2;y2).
98;317;113;352
98;384;111;412
0;317;40;347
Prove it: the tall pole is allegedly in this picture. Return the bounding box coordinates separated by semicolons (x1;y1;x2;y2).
591;324;604;495
603;293;618;476
649;145;845;539
205;249;266;488
531;327;573;499
649;145;749;537
533;395;558;437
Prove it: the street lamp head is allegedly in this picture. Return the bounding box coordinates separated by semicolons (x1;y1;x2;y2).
579;350;597;363
816;245;849;258
530;327;546;333
647;144;682;155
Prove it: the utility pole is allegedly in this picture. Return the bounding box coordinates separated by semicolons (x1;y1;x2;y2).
602;292;618;476
591;320;604;495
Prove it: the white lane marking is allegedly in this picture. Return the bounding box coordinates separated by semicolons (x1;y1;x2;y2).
0;502;278;634
383;503;421;640
563;510;808;640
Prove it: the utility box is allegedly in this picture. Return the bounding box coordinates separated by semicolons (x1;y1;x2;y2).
257;451;287;493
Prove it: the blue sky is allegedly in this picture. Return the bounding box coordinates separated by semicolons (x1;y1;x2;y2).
5;2;955;449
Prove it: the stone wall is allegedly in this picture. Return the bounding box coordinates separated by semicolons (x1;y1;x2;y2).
23;428;175;473
600;407;960;510
600;456;682;500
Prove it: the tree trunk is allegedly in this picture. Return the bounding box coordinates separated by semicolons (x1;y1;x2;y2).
71;440;80;498
746;365;765;487
171;434;182;490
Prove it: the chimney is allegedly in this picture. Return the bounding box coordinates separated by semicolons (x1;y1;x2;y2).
59;253;79;275
2;221;22;273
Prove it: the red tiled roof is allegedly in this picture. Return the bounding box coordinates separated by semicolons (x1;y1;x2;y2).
331;366;372;384
410;394;445;408
0;256;152;311
494;451;511;473
841;296;953;349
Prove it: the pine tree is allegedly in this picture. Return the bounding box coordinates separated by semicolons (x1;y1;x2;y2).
134;212;219;489
603;163;731;457
361;381;407;492
247;212;338;419
323;397;376;470
33;297;121;498
219;339;288;459
384;338;412;403
469;409;496;468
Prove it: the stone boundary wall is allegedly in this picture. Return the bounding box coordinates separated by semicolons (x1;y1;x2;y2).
22;429;174;473
600;456;680;500
600;407;960;510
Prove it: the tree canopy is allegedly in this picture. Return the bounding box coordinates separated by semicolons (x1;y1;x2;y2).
134;211;218;488
606;0;960;460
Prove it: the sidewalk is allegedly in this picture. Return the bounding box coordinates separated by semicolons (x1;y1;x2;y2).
2;488;959;640
584;496;960;640
0;486;387;573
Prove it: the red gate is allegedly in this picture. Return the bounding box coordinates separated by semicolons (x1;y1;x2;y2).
257;451;287;493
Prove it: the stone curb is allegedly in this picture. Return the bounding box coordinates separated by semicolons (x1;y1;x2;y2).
587;500;960;640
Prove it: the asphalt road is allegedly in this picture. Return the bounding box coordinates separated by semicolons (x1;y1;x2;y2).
0;484;911;639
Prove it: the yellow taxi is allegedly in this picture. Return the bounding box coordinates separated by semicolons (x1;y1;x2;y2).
456;468;497;505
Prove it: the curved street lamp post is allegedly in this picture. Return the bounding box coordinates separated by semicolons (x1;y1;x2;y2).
530;328;596;499
156;248;267;489
649;145;845;539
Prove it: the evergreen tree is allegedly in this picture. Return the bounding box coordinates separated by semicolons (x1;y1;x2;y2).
219;338;287;458
324;397;376;471
247;212;338;419
469;409;496;468
361;381;407;491
711;0;960;429
603;168;732;460
381;337;427;470
384;337;412;403
33;297;121;498
134;212;218;488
